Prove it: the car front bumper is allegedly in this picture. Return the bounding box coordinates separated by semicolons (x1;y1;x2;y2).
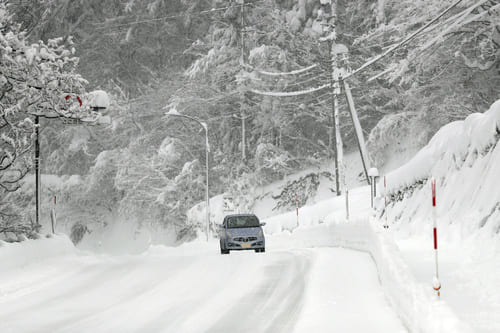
225;237;265;250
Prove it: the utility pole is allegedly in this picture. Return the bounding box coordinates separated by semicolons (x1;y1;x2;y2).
233;113;251;160
320;0;343;196
34;116;41;230
329;63;341;196
239;0;245;62
238;0;247;161
320;0;371;189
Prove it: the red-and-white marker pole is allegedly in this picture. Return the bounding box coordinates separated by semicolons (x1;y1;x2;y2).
431;178;441;297
296;194;299;226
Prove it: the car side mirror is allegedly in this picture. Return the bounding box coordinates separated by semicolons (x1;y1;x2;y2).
260;222;266;226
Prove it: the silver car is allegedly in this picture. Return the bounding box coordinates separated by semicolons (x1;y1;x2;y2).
219;214;266;254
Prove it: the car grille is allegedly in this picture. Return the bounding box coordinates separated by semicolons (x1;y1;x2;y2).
233;237;257;242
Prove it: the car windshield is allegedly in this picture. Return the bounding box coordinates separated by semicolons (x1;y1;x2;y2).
227;216;260;228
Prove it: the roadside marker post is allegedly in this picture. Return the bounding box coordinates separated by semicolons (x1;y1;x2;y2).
383;176;388;229
296;194;299;226
345;187;350;221
431;178;441;297
50;195;57;234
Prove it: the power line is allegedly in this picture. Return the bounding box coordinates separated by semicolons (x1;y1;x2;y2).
251;84;331;97
92;1;267;31
242;62;319;76
255;73;330;90
344;0;465;80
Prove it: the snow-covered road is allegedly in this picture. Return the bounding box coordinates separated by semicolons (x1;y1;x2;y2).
0;239;406;332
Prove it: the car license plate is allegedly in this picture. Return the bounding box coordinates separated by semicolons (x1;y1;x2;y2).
241;243;250;249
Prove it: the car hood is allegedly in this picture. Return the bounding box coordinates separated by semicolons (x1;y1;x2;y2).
226;227;262;237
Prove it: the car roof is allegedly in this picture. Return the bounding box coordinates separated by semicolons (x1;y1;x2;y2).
224;214;258;218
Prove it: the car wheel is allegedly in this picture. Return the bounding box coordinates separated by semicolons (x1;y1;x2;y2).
260;248;265;253
220;240;228;255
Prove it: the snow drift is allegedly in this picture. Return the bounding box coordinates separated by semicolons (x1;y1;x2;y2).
0;234;75;271
380;99;500;237
268;219;470;333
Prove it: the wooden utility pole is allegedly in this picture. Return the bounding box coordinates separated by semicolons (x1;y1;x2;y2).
320;1;343;196
233;112;250;160
239;0;247;161
328;67;340;196
320;0;371;187
35;116;41;229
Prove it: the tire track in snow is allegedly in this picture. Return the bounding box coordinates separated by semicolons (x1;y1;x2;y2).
0;255;199;333
206;250;312;333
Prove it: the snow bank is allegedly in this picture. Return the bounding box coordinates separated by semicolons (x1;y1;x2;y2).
76;218;179;255
264;186;372;234
386;100;500;190
269;220;471;332
380;100;500;237
0;234;76;271
263;180;470;332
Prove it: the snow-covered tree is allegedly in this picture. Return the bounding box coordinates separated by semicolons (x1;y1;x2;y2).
0;4;87;235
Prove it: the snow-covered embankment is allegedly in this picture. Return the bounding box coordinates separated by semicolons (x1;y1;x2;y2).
383;100;500;236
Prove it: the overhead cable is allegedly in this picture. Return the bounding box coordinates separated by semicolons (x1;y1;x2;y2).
344;0;465;80
242;61;319;76
251;84;331;97
93;1;266;30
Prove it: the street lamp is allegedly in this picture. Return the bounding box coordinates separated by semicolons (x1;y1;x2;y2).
164;108;211;241
33;90;110;231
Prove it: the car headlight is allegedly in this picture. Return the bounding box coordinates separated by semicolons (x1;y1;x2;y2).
226;231;232;238
258;230;263;237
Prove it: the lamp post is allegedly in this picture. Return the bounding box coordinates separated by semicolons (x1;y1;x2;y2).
33;90;110;231
165;108;211;241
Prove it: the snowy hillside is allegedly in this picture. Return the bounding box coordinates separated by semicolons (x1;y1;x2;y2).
381;99;500;237
377;99;500;332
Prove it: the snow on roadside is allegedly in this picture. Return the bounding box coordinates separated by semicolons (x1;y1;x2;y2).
269;221;470;332
380;99;500;237
373;99;500;332
264;184;471;332
0;234;75;271
263;186;372;234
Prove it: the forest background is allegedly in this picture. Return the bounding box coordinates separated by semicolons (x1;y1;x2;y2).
1;0;498;243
